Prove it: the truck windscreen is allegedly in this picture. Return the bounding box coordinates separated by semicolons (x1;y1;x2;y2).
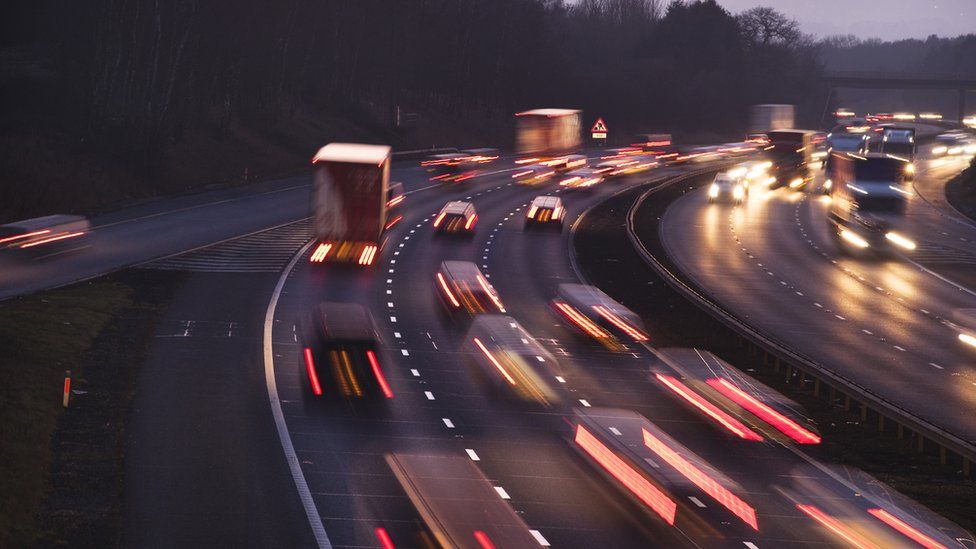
854;159;903;182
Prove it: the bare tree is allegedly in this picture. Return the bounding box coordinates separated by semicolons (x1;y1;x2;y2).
738;6;801;48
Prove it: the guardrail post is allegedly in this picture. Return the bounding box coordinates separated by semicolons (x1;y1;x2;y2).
877;414;885;432
813;377;821;397
860;404;868;422
897;424;904;439
843;394;851;411
917;434;924;453
939;445;947;465
964;457;971;477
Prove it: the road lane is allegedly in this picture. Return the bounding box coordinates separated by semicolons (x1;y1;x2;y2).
659;163;976;446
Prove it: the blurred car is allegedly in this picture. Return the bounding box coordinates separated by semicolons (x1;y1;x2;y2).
951;309;976;351
461;148;499;164
708;172;748;204
511;164;556;184
422;152;478;182
551;283;648;348
463;315;561;406
300;302;392;399
745;133;769;145
559;168;604;190
384;181;405;229
435;260;506;317
0;214;91;256
525;195;565;228
932;132;975;157
433;201;478;235
593;157;639;177
842;118;872;133
735;160;773;187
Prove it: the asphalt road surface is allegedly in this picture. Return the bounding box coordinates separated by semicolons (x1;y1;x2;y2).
658;148;976;449
258;162;968;547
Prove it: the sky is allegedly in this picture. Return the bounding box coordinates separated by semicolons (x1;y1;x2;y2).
715;0;976;41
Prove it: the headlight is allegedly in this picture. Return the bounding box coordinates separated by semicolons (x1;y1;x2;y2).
905;163;915;175
789;178;804;189
824;179;833;190
885;231;916;250
840;229;870;249
733;186;744;199
932;146;947;155
709;184;719;197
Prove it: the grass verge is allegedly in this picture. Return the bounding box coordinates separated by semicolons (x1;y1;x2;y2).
945;156;976;222
0;269;180;547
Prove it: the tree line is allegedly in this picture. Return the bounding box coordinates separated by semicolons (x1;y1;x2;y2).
2;0;827;171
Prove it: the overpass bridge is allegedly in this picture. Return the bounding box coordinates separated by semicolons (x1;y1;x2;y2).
823;71;976;121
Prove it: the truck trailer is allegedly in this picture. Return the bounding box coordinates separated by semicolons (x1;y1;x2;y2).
515;109;582;162
309;143;391;266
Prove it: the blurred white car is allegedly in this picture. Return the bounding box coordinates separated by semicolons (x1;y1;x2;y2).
708;172;748;204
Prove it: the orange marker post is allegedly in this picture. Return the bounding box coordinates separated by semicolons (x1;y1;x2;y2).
62;370;71;408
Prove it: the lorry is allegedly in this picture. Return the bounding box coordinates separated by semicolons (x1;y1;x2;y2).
749;104;795;134
515;108;582;162
309;143;391;266
827;153;916;254
878;126;917;179
766;129;817;190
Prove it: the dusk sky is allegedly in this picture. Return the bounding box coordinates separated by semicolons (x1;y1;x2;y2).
716;0;975;41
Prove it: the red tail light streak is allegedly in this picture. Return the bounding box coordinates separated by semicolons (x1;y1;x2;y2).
366;350;393;399
465;214;478;230
641;428;758;530
592;305;648;341
476;275;505;313
436;273;461;307
706;378;821;444
867;508;947;549
304;348;323;396
384;214;403;230
310;243;332;263
473;530;496;549
473;337;517;385
374;527;395;549
796;504;878;549
554;301;611;339
655;374;763;441
0;229;50;245
358;244;378;266
19;231;85;248
574;424;677;525
433;212;447;228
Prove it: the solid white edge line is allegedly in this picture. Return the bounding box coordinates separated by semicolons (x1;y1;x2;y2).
264;239;332;549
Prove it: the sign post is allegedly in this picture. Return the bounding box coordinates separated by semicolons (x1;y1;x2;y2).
590;118;608;144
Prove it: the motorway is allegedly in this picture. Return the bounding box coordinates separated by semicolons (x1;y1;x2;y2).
6;147;973;546
658;147;976;449
257;157;970;547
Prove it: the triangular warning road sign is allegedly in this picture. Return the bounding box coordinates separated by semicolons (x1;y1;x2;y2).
591;118;608;133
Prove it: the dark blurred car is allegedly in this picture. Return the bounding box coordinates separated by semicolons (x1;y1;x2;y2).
525;195;565;229
301;302;392;399
435;260;506;317
511;164;556;184
0;214;91;257
559;168;604;190
433;201;478;235
463;315;561;406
